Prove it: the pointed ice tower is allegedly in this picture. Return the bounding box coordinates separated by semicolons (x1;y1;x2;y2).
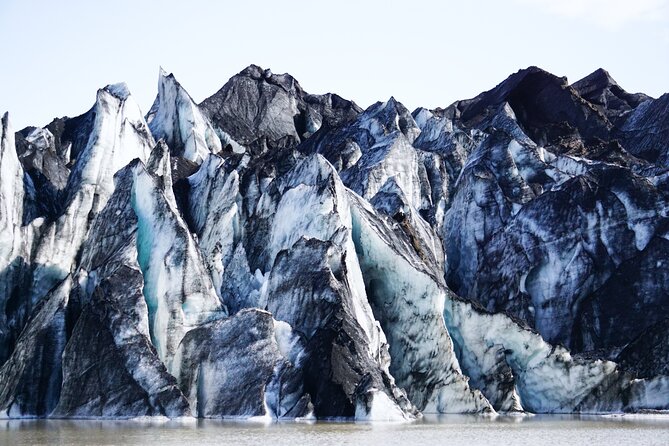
65;83;155;206
0;113;24;266
0;113;27;363
28;83;155;318
146;68;222;163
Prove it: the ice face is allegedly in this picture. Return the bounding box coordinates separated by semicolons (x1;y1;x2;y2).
53;264;190;419
186;154;244;304
443;115;669;352
349;192;493;414
131;164;223;371
445;295;669;413
257;155;416;419
174;309;311;419
0;277;71;418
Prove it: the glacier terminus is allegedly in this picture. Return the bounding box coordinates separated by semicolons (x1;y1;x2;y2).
1;65;669;420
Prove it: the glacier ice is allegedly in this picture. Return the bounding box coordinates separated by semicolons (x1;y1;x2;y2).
18;84;156;350
131;161;224;369
1;64;669;421
349;191;493;413
0;113;26;362
0;277;71;418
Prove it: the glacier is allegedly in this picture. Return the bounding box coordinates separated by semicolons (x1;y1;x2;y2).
1;65;669;420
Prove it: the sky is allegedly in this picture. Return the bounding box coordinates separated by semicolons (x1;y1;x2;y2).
0;0;667;130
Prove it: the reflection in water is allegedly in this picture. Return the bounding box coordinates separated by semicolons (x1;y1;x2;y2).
2;414;669;446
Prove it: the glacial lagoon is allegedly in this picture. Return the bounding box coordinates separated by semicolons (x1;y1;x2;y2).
3;414;669;446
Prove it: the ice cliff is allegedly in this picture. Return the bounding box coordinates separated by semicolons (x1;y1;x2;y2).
1;65;668;420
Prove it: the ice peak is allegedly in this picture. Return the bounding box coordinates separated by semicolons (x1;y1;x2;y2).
126;157;145;172
1;112;16;159
157;69;184;95
1;112;14;139
374;96;410;116
504;66;568;92
235;64;300;93
0;112;16;156
360;96;419;141
580;68;618;87
103;83;131;100
156;67;180;87
571;68;623;97
147;68;222;163
281;153;340;191
239;64;265;78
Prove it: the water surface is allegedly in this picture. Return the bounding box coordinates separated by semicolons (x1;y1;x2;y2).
3;414;669;446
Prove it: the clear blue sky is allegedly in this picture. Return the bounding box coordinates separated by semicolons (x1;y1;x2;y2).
1;0;667;130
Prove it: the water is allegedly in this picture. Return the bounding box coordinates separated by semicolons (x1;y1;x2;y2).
3;415;669;446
